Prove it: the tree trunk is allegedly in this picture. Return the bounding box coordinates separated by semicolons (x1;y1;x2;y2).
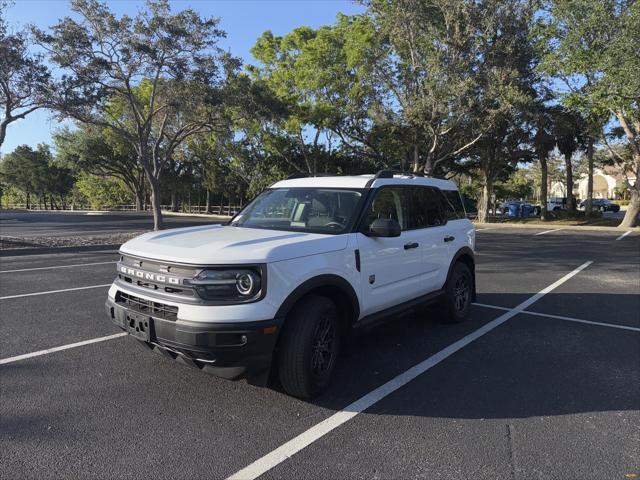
540;153;549;221
134;187;144;212
585;137;594;216
412;143;420;173
148;176;164;230
205;190;211;214
565;152;575;214
478;176;493;223
26;192;30;210
619;188;639;228
170;187;178;212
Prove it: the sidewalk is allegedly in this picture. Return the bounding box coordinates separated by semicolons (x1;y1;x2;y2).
473;221;639;233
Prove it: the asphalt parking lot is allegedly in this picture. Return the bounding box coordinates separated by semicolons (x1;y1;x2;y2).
0;211;214;237
1;226;639;479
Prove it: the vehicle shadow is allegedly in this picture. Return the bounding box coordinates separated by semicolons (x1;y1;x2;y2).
299;293;640;418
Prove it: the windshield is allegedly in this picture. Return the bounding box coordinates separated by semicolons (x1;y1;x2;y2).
230;188;365;234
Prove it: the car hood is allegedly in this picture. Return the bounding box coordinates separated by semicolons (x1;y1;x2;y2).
119;224;349;265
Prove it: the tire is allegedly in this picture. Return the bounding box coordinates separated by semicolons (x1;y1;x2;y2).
439;262;473;324
277;295;342;399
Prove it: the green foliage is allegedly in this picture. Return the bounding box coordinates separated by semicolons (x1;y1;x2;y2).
75;173;132;209
494;170;535;201
0;144;73;204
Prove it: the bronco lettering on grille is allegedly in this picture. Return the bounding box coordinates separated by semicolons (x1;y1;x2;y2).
119;265;181;285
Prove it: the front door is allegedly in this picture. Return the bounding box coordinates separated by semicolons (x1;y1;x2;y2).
357;187;426;316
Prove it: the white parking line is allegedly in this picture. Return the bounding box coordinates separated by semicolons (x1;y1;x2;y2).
0;284;112;300
616;230;632;241
0;261;116;274
475;228;493;232
226;261;593;480
474;302;640;332
535;228;563;236
0;333;127;365
521;310;640;332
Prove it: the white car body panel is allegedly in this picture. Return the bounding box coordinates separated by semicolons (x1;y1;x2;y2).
119;224;349;264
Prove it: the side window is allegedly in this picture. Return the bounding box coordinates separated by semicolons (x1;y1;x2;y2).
406;187;429;229
362;187;407;230
405;187;446;228
442;190;465;220
423;187;446;226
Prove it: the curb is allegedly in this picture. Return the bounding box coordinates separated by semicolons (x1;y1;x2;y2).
473;222;639;233
0;244;121;257
161;211;231;219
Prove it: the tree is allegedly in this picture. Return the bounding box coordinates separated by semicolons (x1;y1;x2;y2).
35;0;231;229
552;107;585;214
458;0;540;222
538;0;640;227
75;172;132;210
532;105;557;220
54;125;146;210
0;144;73;208
365;0;488;175
0;1;51;149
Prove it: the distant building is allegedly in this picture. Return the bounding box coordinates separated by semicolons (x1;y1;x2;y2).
550;166;637;200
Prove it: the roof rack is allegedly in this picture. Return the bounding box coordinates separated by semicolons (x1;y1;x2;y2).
364;169;424;188
286;172;334;180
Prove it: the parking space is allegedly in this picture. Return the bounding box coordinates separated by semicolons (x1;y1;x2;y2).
1;229;638;479
262;314;639;480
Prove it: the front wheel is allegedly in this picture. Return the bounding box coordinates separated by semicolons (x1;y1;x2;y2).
439;262;473;323
277;295;341;399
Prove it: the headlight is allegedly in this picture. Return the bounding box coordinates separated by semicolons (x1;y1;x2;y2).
186;268;263;302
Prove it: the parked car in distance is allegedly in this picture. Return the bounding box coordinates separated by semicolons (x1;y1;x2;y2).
547;197;567;211
578;198;621;212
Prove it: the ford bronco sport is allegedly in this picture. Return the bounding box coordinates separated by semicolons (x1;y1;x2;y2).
106;171;476;398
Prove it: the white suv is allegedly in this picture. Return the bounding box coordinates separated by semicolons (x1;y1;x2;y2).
105;171;476;398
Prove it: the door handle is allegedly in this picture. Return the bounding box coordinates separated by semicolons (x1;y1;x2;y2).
444;235;455;242
404;242;419;250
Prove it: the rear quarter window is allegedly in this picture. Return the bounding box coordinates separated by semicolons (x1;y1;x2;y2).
442;190;466;220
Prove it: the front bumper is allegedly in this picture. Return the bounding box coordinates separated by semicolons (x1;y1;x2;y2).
105;298;283;383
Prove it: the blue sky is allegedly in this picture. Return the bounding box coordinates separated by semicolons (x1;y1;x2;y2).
1;0;364;155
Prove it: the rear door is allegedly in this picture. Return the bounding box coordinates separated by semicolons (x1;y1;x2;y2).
356;186;426;316
407;186;451;293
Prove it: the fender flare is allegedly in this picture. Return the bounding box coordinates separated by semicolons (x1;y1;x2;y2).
274;274;360;323
446;246;477;302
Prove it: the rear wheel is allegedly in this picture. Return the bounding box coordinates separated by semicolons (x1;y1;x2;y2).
277;295;341;399
439;262;473;323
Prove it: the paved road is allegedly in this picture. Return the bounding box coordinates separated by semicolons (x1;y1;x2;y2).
0;228;638;479
0;211;220;237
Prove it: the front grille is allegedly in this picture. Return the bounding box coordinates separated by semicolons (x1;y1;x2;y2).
117;254;198;298
116;291;178;321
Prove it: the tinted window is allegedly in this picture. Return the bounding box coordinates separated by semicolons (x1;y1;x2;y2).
406;187;446;229
442;190;466;220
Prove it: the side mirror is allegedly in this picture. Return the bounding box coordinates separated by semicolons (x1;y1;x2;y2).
368;218;401;237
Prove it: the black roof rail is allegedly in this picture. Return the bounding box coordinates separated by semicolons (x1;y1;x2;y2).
287;172;309;179
286;172;335;180
365;169;425;188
